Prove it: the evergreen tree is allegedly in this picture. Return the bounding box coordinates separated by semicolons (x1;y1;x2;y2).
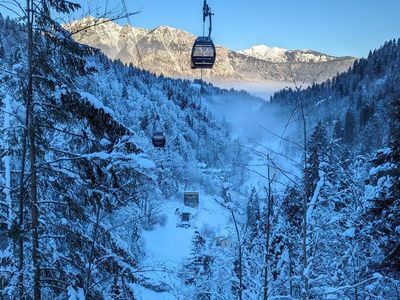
333;119;343;140
243;188;263;299
184;231;215;299
121;85;129;100
304;121;328;198
10;45;21;66
246;187;260;247
359;104;374;127
0;32;5;59
0;2;149;299
366;97;400;277
343;109;356;145
280;187;303;297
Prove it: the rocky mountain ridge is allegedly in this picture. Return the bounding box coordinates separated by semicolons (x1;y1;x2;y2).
65;16;356;83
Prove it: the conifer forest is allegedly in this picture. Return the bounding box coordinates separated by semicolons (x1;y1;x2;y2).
0;1;398;299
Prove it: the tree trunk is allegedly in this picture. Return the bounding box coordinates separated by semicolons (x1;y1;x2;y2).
26;0;41;298
300;96;309;300
230;207;243;300
17;90;30;299
288;243;293;297
3;95;12;228
30;107;40;300
85;205;101;297
263;162;272;300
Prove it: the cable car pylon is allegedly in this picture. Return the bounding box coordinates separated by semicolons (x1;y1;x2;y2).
191;0;216;70
191;0;216;107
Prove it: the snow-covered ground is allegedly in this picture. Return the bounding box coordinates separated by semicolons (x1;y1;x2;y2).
135;88;300;298
138;191;230;299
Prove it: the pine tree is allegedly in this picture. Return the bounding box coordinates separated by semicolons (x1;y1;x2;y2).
246;188;260;247
244;188;262;299
10;45;21;66
343;109;356;145
122;85;129;100
184;231;214;299
366;97;400;278
304;121;328;198
333;119;344;140
0;32;5;59
359;104;374;127
1;2;144;299
21;1;93;298
280;187;303;297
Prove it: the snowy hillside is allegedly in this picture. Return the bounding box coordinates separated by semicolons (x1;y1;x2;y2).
0;6;399;300
0;14;257;299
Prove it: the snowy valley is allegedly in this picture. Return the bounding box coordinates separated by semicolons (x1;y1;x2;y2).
0;4;399;300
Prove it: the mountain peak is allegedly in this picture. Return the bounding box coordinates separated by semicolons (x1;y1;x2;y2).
239;45;288;62
239;44;341;63
246;44;287;52
155;25;177;31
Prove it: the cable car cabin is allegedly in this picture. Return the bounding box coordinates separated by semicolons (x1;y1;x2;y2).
152;132;166;148
184;192;199;208
178;212;191;228
191;37;216;69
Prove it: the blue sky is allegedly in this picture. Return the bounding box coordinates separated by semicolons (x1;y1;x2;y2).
3;0;400;57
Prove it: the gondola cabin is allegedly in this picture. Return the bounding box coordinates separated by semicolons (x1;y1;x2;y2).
184;192;199;208
152;132;166;148
191;36;216;69
176;212;191;228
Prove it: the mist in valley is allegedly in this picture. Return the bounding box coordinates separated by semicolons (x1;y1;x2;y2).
201;82;302;194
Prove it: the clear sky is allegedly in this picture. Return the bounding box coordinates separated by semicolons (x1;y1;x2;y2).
3;0;400;57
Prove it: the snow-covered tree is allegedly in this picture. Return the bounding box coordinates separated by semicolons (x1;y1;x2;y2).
366;96;400;278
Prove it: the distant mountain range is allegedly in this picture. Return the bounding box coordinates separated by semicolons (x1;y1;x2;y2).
65;17;356;83
238;44;339;63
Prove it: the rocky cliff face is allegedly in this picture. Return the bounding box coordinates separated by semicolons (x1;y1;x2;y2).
65;17;355;83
